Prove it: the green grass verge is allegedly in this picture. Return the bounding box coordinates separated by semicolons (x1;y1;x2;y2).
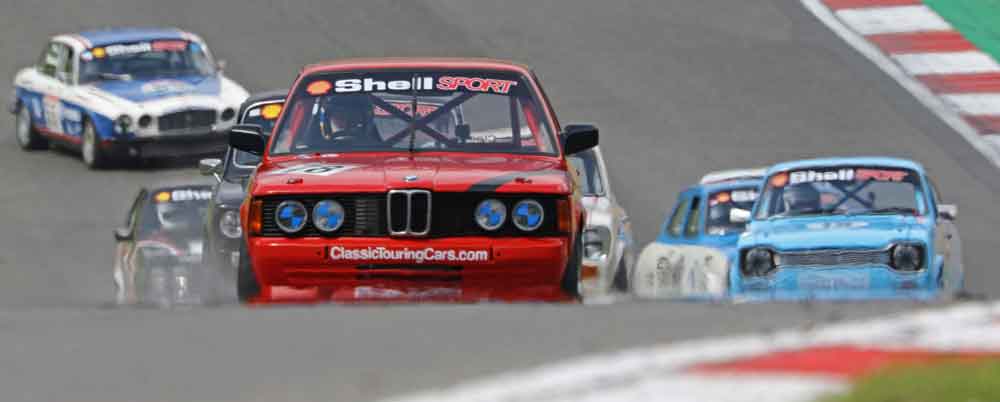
820;359;1000;402
924;0;1000;63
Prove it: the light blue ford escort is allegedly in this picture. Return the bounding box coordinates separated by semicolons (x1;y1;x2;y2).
731;157;963;300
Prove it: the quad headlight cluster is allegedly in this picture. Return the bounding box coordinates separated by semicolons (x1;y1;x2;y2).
274;199;346;234
474;198;545;232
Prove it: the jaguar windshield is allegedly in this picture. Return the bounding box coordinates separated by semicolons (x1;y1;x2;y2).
755;166;926;219
79;40;215;83
269;71;558;155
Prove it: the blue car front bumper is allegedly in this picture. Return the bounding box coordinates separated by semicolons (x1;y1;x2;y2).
732;265;939;301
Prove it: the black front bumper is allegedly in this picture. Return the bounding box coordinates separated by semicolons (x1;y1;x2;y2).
105;132;228;159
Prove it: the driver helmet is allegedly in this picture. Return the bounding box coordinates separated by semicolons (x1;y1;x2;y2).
156;202;192;231
322;94;374;134
782;183;821;212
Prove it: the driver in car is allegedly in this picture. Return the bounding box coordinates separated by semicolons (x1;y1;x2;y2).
782;183;822;215
303;95;383;150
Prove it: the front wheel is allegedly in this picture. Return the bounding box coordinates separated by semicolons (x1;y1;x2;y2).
560;234;583;300
236;243;260;303
612;258;630;293
81;120;111;169
15;106;48;150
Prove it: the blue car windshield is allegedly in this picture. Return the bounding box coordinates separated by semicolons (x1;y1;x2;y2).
706;187;758;235
755;166;925;219
79;40;215;83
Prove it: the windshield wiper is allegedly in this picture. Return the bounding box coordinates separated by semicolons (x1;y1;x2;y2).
98;73;132;81
769;207;848;219
867;207;917;215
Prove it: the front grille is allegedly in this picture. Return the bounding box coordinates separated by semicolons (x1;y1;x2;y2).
388;190;431;235
158;110;217;132
260;194;386;237
258;192;562;237
776;249;891;267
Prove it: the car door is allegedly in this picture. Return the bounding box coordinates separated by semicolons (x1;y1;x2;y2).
35;41;73;136
927;178;962;290
114;190;146;303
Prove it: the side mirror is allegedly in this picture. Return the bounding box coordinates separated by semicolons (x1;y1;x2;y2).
730;208;751;224
199;158;222;176
113;227;133;241
938;204;957;221
229;124;267;156
561;124;599;155
216;59;227;72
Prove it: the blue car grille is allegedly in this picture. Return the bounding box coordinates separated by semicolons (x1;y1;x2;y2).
776;249;890;267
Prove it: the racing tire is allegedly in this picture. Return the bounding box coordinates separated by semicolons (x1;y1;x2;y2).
81;119;111;169
560;233;583;300
236;243;260;303
15;105;48;150
612;258;629;293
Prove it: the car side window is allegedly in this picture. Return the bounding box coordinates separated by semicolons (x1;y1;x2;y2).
666;196;692;237
59;46;75;84
927;177;941;212
37;42;62;77
684;197;702;237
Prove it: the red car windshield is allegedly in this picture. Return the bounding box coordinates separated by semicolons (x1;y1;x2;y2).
269;70;558;156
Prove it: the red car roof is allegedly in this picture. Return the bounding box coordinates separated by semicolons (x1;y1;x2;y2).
300;57;534;76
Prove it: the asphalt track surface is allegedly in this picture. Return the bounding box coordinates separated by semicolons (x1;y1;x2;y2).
1;1;999;401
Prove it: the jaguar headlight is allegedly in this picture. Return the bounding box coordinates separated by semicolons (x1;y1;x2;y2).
312;200;345;233
274;200;308;233
891;244;923;271
219;210;242;239
114;115;133;134
742;247;775;277
474;199;506;231
583;227;611;259
512;199;544;232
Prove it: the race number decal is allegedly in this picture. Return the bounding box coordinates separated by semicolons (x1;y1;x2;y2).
269;163;359;176
43;95;62;132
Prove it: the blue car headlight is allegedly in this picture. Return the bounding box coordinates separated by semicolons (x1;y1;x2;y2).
474;199;507;231
891;244;923;271
275;200;308;233
741;247;775;277
512;199;544;232
312;200;345;233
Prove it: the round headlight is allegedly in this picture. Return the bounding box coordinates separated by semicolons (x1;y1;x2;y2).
583;227;610;259
474;199;506;231
891;244;923;271
274;200;308;233
312;200;345;233
742;248;775;277
512;199;544;231
221;108;236;122
138;115;152;128
219;210;242;239
114;115;133;134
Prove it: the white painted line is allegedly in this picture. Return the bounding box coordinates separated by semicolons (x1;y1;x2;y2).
893;51;1000;75
382;301;1000;402
942;93;1000;115
836;5;952;35
802;0;1000;168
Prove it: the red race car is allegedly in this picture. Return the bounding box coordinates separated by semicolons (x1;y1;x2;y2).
229;58;599;303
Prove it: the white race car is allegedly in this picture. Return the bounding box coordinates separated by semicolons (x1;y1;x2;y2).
568;146;636;297
10;27;248;168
